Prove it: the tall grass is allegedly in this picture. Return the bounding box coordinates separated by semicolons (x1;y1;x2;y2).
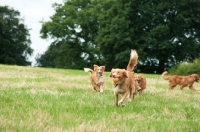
0;64;200;132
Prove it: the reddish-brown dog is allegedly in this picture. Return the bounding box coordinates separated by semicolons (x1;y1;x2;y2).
134;74;146;94
84;65;105;92
110;49;138;106
161;71;199;91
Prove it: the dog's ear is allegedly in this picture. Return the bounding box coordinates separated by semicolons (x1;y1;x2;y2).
123;70;128;78
93;64;98;67
101;66;105;71
194;74;200;82
191;74;199;82
93;64;98;71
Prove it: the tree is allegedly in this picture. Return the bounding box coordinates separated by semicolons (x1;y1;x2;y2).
97;0;200;73
38;0;112;69
0;6;33;65
38;0;200;73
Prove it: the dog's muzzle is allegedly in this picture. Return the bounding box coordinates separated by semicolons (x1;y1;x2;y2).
97;72;102;77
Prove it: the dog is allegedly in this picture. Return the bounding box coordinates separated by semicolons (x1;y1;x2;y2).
84;65;105;92
161;71;199;91
134;73;146;94
110;49;138;106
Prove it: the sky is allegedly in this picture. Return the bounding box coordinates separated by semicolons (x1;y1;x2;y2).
0;0;64;66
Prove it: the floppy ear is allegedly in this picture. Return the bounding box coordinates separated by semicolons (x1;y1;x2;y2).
123;70;128;78
194;74;199;82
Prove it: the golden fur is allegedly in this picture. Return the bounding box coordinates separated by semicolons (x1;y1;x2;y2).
110;49;138;106
161;71;199;91
84;65;105;92
134;74;146;94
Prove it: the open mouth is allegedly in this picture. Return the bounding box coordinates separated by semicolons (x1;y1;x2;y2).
98;72;102;77
135;80;139;85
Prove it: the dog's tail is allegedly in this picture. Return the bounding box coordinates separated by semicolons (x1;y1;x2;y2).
161;71;169;80
126;49;138;72
84;68;93;74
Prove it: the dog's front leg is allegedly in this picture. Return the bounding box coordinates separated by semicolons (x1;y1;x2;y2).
93;84;100;92
115;93;119;106
189;85;197;92
118;91;129;107
100;83;105;92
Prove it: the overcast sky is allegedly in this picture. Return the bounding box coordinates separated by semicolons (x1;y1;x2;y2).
0;0;64;66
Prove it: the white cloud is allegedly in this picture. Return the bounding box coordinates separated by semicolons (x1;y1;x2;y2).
0;0;64;66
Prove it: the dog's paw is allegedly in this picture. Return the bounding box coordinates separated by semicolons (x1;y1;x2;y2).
118;99;125;106
128;98;132;102
100;89;103;93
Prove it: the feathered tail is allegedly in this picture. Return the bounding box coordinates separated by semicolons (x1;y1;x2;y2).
161;71;169;80
84;68;93;74
126;49;138;72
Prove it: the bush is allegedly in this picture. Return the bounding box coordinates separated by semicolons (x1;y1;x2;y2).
168;57;200;75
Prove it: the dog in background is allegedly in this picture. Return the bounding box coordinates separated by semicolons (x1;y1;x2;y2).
161;71;199;92
110;49;138;107
134;73;146;94
84;65;105;92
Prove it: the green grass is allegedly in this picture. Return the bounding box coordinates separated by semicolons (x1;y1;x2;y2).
0;64;200;132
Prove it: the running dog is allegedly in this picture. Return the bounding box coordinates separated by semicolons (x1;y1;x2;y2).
134;73;146;94
84;65;105;92
110;49;138;106
161;71;199;91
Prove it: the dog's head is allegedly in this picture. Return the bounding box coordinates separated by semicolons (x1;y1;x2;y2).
134;74;144;85
191;74;200;82
110;68;128;83
93;64;105;77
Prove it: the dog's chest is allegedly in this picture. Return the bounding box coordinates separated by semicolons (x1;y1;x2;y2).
113;85;125;94
96;76;103;84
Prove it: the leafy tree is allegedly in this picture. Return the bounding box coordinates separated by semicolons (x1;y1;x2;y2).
38;0;200;73
97;0;200;73
38;0;112;69
0;6;33;65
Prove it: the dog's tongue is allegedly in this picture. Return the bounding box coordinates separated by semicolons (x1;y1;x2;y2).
98;73;102;77
136;80;139;85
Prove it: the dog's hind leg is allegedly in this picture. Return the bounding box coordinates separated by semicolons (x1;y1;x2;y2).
128;85;136;102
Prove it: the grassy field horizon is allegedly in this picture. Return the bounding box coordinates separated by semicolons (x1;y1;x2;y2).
0;64;200;132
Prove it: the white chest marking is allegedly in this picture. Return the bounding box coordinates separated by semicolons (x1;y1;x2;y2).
113;85;124;93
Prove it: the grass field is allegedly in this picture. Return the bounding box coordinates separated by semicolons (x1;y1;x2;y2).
0;64;200;132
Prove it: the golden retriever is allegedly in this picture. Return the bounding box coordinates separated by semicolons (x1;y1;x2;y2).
161;71;199;91
84;65;105;92
134;74;146;94
110;49;138;106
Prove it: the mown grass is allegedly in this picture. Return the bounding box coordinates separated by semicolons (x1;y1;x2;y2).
0;64;200;132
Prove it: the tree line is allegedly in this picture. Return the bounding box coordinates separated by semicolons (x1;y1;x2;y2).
37;0;200;73
1;0;200;73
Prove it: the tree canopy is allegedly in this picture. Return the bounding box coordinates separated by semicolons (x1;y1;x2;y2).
0;6;33;66
38;0;200;73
